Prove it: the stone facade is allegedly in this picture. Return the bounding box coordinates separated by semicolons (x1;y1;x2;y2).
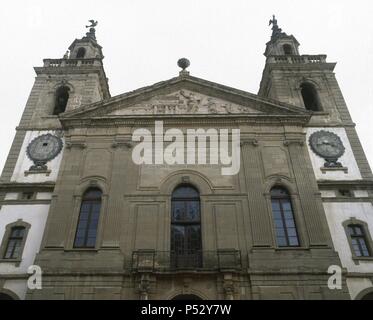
0;20;372;300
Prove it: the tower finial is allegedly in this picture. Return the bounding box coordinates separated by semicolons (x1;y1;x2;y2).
268;15;283;40
86;20;98;29
85;20;98;40
269;15;278;29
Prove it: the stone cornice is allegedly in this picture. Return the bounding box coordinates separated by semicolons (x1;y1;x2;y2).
68;38;103;50
65;141;87;149
240;139;259;147
0;199;52;205
305;122;356;128
317;179;373;189
111;140;133;149
35;65;103;75
321;197;373;203
0;182;55;191
263;61;336;72
60;114;310;129
283;139;304;146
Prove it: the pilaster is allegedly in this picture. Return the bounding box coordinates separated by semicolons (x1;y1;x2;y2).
241;139;272;247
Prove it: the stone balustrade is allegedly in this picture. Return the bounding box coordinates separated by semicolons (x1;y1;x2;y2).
267;54;327;64
43;58;102;67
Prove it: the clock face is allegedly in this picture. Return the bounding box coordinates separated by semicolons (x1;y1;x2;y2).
26;134;63;163
309;131;345;159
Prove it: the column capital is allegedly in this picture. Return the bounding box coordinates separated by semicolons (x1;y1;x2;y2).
111;140;133;149
240;139;259;147
283;139;304;147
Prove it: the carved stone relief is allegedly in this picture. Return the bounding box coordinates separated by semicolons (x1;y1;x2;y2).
110;90;261;115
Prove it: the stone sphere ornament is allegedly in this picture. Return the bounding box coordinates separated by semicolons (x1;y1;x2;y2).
177;58;190;70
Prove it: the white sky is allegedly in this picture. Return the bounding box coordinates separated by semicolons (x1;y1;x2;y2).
0;0;372;171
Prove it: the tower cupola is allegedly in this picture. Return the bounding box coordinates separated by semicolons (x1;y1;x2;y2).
264;15;300;57
67;20;104;59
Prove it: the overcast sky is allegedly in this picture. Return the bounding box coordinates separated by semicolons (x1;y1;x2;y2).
0;0;372;171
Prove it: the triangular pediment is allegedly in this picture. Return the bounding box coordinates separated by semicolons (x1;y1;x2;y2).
107;89;262;116
61;75;309;119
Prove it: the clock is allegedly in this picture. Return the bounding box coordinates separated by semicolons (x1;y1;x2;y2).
309;130;345;167
26;133;63;170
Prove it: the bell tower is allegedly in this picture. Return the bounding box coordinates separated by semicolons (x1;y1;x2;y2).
258;16;372;179
0;21;110;183
258;15;334;113
0;21;111;299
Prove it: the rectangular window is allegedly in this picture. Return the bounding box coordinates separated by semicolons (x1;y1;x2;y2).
73;188;102;248
270;187;300;247
348;225;371;257
4;227;25;259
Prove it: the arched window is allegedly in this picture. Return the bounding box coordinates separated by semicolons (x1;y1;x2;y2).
361;292;373;300
74;188;102;248
3;226;26;259
270;187;299;247
347;224;371;257
76;47;86;58
283;44;292;55
300;82;322;111
0;293;14;300
53;86;70;115
171;184;202;268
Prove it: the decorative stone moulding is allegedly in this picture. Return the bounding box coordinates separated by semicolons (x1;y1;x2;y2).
111;141;133;149
24;169;52;176
283;139;304;146
320;166;348;174
65;141;86;149
240;139;259;147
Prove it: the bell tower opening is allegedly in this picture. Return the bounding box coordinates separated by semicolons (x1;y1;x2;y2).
300;82;322;111
53;86;70;115
76;47;86;58
283;44;292;55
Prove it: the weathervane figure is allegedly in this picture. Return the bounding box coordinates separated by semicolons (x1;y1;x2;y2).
269;15;278;29
85;20;98;40
86;20;98;29
268;14;282;39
